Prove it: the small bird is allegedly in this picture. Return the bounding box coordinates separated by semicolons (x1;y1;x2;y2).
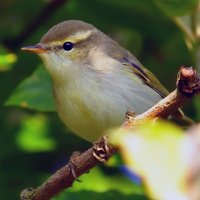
22;20;190;142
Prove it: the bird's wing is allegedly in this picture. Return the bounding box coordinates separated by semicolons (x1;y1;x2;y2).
116;51;193;125
102;33;193;124
103;39;168;97
117;51;169;98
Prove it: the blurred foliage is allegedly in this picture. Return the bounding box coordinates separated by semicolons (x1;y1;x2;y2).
0;0;199;200
0;54;17;71
16;114;56;152
110;120;192;200
53;190;148;200
153;0;199;16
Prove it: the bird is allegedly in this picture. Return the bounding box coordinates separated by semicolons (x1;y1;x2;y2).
22;20;191;142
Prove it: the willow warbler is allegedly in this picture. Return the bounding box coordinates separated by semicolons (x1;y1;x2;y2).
22;20;190;142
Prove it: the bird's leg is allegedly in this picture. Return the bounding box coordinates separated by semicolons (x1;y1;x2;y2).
69;151;82;182
125;110;136;122
93;136;115;162
122;110;136;128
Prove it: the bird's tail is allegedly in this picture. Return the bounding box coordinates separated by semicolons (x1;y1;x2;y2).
171;109;194;127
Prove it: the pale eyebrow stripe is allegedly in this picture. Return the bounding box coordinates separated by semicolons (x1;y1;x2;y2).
48;30;95;47
69;30;94;42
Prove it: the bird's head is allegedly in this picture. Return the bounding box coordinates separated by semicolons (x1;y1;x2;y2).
22;20;108;81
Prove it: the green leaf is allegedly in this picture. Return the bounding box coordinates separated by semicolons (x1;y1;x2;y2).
70;167;143;194
153;0;199;16
5;65;56;111
16;114;56;152
53;190;148;200
0;45;17;71
0;53;17;71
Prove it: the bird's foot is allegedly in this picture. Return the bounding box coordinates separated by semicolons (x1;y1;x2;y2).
125;110;136;121
69;151;82;182
93;136;113;162
122;110;136;127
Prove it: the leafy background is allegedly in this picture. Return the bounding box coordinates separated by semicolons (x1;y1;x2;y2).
0;0;199;199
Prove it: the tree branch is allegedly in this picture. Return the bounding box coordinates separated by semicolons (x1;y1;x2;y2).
20;67;200;200
123;66;200;128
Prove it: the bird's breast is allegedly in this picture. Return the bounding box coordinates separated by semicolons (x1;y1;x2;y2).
53;78;123;142
52;69;162;142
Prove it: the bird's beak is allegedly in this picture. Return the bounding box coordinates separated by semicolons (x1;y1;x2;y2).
21;44;48;53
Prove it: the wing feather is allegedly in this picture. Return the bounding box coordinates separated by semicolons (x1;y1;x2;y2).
118;51;169;98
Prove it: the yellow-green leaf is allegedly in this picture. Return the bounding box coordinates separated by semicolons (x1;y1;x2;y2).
16;114;56;152
110;120;196;200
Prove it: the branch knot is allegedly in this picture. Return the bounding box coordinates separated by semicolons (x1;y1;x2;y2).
177;67;200;97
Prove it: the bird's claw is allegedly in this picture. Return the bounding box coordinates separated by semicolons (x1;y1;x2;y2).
93;136;112;162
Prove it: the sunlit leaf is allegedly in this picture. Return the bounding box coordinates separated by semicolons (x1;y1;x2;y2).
0;43;17;72
5;65;56;111
70;167;143;195
0;53;17;71
153;0;199;16
16;114;56;152
53;190;148;200
110;120;198;200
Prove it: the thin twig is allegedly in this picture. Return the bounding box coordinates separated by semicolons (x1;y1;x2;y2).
173;17;196;44
191;0;200;39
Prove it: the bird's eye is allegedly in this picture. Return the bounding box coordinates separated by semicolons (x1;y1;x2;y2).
63;42;74;51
